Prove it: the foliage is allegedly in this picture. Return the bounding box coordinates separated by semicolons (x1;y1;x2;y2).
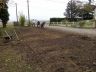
1;0;9;3
79;21;85;27
0;3;9;28
84;4;93;12
64;0;81;21
82;4;95;20
19;14;26;26
64;0;95;21
0;0;9;28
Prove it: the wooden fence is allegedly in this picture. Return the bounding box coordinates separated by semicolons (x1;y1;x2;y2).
50;21;95;28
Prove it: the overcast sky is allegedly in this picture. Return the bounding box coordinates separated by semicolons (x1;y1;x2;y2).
8;0;91;21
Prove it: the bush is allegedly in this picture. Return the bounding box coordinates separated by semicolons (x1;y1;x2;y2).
79;21;85;27
19;14;25;26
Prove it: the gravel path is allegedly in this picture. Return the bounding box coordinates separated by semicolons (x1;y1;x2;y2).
46;26;96;37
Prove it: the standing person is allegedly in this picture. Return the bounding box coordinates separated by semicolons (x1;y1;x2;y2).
41;22;45;28
37;21;40;27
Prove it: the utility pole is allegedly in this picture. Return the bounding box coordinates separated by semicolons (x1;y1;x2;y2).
27;0;30;26
15;3;18;23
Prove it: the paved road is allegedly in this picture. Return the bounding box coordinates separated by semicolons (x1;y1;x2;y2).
46;26;96;37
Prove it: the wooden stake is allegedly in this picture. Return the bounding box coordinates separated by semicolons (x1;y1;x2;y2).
4;30;11;40
14;30;19;40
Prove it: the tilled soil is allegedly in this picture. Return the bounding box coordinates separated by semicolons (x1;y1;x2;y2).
0;27;96;72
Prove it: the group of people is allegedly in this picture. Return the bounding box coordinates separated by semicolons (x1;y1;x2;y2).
32;21;45;28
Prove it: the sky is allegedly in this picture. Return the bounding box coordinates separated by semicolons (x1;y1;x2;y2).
8;0;91;21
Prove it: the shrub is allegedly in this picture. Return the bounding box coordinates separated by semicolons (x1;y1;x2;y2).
19;14;25;26
79;21;85;27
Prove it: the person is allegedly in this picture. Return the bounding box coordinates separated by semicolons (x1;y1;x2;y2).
37;21;40;27
41;22;45;28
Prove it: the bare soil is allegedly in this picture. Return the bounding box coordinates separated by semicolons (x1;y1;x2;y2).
0;27;96;72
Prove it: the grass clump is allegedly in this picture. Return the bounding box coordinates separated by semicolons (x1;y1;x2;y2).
19;14;26;26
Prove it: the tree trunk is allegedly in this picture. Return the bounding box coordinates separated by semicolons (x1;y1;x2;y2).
3;23;7;28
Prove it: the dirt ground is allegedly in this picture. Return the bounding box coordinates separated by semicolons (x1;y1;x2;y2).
0;27;96;72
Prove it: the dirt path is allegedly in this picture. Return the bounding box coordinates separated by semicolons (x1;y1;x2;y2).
46;26;96;37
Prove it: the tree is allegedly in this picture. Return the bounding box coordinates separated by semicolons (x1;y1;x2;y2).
1;0;9;3
82;4;95;20
64;0;81;21
0;8;9;28
0;0;9;28
64;0;95;21
0;0;9;8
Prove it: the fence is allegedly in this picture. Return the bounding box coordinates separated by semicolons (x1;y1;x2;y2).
50;22;73;26
50;21;95;28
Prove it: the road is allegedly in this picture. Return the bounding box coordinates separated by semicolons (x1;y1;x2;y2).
46;26;96;37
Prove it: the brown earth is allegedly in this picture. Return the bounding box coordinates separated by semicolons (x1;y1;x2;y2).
0;27;96;72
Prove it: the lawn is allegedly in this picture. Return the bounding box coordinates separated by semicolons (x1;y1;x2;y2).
0;27;96;72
